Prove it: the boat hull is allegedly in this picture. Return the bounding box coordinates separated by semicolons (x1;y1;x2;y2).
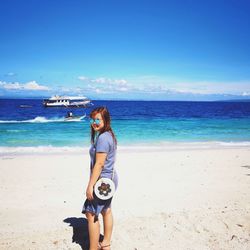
43;101;91;107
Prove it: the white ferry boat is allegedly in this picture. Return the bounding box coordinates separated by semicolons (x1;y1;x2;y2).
43;95;91;107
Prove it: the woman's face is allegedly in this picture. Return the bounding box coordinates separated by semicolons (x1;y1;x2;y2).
91;112;104;132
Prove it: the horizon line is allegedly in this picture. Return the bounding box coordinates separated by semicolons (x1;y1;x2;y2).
1;96;250;102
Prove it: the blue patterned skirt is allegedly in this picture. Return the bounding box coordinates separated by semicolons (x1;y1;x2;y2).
82;172;118;218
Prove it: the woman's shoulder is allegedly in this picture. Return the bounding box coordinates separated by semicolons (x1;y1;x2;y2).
98;131;112;141
95;131;115;152
99;131;112;137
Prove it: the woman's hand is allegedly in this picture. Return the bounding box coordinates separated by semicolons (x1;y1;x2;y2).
86;184;94;200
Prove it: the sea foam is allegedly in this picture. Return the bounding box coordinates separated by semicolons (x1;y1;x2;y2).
1;141;250;157
0;115;86;124
0;146;88;156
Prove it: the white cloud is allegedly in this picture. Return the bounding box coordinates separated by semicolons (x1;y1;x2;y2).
242;91;250;96
95;88;102;93
91;77;107;84
113;79;127;85
0;80;49;91
23;81;49;90
78;76;130;93
5;72;16;77
80;75;128;85
126;76;250;95
60;87;71;92
76;74;250;98
172;81;250;95
118;87;128;92
1;82;22;90
78;76;88;81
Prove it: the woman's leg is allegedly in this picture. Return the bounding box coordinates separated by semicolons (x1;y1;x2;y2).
86;212;100;250
100;208;113;249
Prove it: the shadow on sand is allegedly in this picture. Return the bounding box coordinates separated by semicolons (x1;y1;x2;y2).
241;165;250;176
64;217;104;250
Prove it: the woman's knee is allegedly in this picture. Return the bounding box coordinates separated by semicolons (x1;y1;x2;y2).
101;208;112;216
86;212;96;221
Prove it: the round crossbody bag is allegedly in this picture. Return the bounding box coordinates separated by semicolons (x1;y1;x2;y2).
94;177;115;200
93;135;116;200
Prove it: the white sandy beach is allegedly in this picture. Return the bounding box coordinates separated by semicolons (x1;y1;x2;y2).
0;145;250;250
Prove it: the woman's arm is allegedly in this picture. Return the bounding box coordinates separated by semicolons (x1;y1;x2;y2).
86;152;107;200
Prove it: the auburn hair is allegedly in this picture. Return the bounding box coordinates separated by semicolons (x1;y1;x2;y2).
90;106;117;146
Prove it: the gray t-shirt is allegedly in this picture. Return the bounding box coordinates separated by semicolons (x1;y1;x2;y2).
89;131;117;179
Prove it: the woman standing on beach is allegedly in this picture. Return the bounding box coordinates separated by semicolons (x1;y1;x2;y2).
82;106;118;250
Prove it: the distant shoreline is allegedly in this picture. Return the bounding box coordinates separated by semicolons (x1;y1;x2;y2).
1;97;250;102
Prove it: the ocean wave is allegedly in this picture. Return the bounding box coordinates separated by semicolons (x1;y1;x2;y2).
0;146;88;155
217;141;250;147
1;141;250;156
118;140;250;151
0;115;86;124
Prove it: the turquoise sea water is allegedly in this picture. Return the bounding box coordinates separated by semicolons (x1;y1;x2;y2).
0;99;250;153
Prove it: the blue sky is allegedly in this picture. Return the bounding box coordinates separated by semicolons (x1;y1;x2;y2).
0;0;250;100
